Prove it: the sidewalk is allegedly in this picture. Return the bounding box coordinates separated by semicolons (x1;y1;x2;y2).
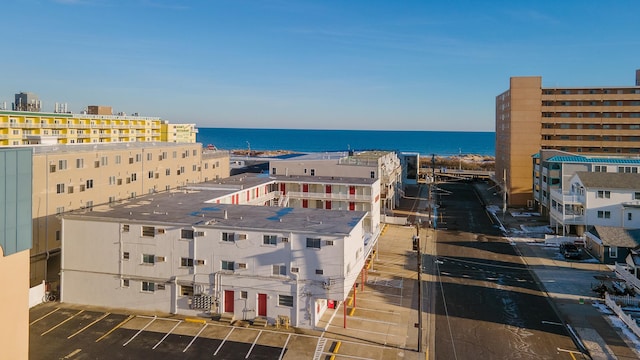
473;181;640;359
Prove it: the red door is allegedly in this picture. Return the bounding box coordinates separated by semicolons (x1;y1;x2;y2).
325;185;331;194
325;201;331;209
258;293;267;316
302;199;308;208
224;290;234;313
303;184;309;193
349;202;355;211
349;186;356;196
280;183;286;195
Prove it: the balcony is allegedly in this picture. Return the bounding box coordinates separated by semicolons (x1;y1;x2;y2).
286;191;372;202
549;206;585;225
550;188;585;204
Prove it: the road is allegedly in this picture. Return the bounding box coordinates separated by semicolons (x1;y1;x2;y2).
425;181;584;359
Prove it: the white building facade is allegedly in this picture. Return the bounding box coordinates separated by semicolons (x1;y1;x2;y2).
549;172;640;234
61;198;368;329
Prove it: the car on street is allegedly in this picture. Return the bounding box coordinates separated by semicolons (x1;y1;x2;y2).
560;242;581;259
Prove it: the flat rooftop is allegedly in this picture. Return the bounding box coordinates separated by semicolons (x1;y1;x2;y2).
65;189;367;235
26;141;203;155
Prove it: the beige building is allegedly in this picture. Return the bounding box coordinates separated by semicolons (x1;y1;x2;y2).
0;148;32;360
30;142;230;287
496;71;640;206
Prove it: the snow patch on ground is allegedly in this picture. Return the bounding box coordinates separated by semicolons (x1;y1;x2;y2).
607;316;640;355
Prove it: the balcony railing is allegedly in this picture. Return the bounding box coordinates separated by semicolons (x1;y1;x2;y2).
549;206;585;225
550;188;585;204
286;191;372;202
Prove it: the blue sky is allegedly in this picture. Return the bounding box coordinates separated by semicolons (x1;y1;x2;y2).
2;0;639;131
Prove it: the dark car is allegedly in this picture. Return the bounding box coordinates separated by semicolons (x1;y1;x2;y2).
560;242;581;259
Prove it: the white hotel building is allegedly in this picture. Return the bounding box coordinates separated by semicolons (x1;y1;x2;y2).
61;173;380;329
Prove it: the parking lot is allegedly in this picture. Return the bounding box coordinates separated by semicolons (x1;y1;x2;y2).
30;224;424;360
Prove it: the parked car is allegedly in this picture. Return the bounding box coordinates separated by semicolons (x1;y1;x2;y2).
560;242;581;259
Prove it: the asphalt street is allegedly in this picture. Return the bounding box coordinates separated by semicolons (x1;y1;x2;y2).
425;181;584;359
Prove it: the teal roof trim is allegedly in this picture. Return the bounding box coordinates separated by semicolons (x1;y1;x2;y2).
547;156;640;164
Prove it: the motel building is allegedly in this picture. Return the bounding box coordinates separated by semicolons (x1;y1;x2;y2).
60;175;379;329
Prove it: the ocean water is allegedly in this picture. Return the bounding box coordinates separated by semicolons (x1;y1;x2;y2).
197;128;495;157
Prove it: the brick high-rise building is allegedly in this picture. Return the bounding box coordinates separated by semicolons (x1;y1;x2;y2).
496;71;640;206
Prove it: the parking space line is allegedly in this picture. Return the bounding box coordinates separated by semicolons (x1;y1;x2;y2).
41;310;85;336
213;327;235;355
122;316;156;347
182;323;207;353
278;333;291;360
245;330;262;359
62;348;82;359
30;307;60;326
67;312;110;339
152;320;182;349
95;314;134;342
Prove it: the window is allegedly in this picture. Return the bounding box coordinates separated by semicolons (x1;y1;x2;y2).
101;156;108;166
594;166;607;173
181;229;194;239
142;226;155;237
122;279;130;287
136;154;142;162
123;252;130;260
148;171;154;179
635;192;640;200
222;232;234;242
221;260;234;271
628;213;633;221
50;164;56;173
142;281;155;292
115;155;121;164
180;285;194;296
181;258;194;267
272;265;286;276
278;295;293;307
56;183;65;194
370;171;375;178
315;269;324;275
609;246;618;258
310;169;315;176
263;235;277;245
131;173;137;182
76;158;84;168
596;190;611;199
306;238;321;249
56;206;64;214
86;179;94;189
166;169;171;176
597;211;611;219
55;230;61;241
142;254;155;264
240;291;248;299
58;160;67;170
147;153;152;161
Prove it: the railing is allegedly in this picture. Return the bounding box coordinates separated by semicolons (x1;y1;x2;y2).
549;207;585;225
286;191;372;202
604;292;640;338
615;263;640;293
549;188;585;204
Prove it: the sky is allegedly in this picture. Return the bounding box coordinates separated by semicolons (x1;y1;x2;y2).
2;0;639;131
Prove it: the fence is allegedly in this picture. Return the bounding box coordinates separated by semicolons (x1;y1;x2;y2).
604;293;640;338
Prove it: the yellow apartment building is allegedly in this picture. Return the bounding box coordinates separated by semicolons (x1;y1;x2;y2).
0;109;198;146
496;71;640;206
161;122;198;143
30;142;230;288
